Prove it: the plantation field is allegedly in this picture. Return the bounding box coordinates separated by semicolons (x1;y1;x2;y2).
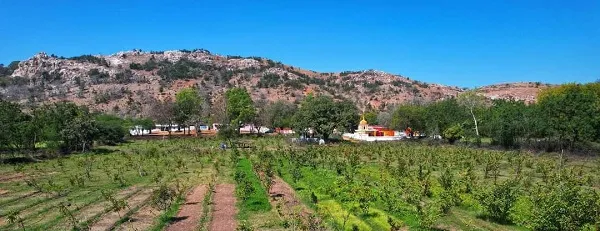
1;137;599;231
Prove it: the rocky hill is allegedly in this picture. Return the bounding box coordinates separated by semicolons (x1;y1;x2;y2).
475;82;553;104
0;49;549;117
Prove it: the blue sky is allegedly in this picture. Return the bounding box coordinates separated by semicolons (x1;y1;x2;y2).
0;0;598;87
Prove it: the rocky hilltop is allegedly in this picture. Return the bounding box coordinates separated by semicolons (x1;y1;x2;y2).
0;49;549;117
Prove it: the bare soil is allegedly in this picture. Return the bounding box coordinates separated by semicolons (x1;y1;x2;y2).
114;205;160;231
209;184;237;231
89;187;153;231
166;184;208;231
0;189;9;195
269;177;309;214
0;173;25;183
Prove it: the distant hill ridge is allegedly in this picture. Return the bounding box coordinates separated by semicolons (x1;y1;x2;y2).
0;49;552;117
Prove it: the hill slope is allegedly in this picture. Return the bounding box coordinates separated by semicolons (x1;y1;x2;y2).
0;49;549;117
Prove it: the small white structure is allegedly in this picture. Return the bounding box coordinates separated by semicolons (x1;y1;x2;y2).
342;116;405;142
129;126;151;136
239;124;271;134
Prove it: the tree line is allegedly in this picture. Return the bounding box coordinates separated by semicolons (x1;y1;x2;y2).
0;100;153;156
2;82;597;155
376;82;600;152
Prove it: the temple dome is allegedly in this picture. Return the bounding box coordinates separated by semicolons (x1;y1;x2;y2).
359;119;368;125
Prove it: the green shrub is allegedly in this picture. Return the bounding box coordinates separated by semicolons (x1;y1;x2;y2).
528;183;600;230
443;124;464;144
475;180;520;223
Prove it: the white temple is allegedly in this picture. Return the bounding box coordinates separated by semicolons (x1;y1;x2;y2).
342;115;405;142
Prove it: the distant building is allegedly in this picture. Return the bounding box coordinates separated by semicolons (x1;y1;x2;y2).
342;116;405;142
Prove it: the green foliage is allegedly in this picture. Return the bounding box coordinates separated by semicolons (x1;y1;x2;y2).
114;70;135;84
87;68;110;83
443;124;464;144
538;83;600;148
157;58;213;81
150;184;177;211
94;114;127;145
259;100;297;128
363;111;378;125
68;55;109;67
174;87;203;130
485;100;529;148
390;104;426;131
0;61;20;77
527;182;600;230
0;100;34;150
293;94;358;140
424;98;469;136
257;73;282;88
235;158;271;218
129;63;143;70
475;180;520;223
225;88;255;126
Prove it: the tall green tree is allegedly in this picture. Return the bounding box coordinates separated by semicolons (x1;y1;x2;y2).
484;99;528;148
424;98;469;136
335;100;360;133
0;100;33;150
293;94;357;140
390;104;426;131
174;87;203;134
293;94;337;140
225;88;255;127
538;83;600;149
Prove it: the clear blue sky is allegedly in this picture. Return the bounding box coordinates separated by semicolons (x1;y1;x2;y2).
1;0;598;87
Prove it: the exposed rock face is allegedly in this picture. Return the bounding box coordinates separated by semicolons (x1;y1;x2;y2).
476;82;553;104
0;49;547;117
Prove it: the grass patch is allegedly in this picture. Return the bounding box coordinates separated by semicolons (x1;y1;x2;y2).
234;158;271;220
318;200;371;231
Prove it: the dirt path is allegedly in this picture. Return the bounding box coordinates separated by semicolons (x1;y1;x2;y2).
269;177;310;214
268;176;324;229
88;188;153;231
209;184;236;231
165;184;208;231
114;205;160;231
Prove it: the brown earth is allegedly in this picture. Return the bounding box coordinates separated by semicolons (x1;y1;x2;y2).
209;184;237;231
269;177;310;215
114;205;160;231
89;187;153;231
0;189;9;195
0;173;25;183
166;184;208;231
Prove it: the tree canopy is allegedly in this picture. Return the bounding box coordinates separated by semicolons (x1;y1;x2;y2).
225;88;256;126
293;94;358;140
174;87;203;133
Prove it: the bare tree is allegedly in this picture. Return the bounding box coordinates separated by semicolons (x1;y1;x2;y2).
149;99;175;135
457;91;486;136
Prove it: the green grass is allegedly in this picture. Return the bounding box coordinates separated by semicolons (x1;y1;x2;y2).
234;158;271;220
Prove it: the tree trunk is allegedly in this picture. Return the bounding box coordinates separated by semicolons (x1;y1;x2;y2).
470;108;480;136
